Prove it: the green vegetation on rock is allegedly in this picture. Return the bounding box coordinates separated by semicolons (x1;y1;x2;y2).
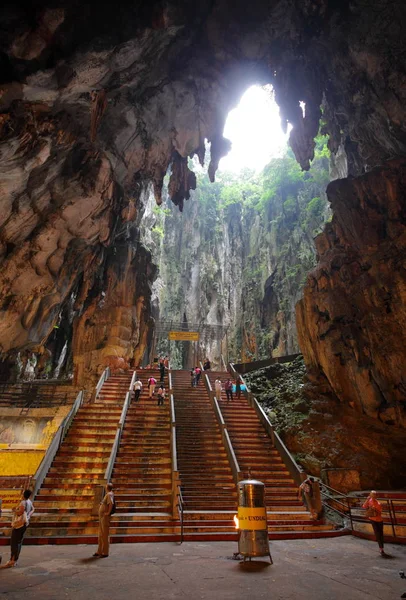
151;134;331;363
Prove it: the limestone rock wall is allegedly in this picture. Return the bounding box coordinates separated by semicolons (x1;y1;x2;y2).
297;159;406;428
0;0;405;393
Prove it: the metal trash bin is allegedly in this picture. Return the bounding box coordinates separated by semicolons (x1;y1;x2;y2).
237;479;272;563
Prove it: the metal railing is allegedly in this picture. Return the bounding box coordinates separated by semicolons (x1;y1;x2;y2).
201;367;242;483
228;362;306;486
104;373;134;482
32;390;84;497
95;367;110;399
177;487;185;544
170;391;180;519
346;492;402;539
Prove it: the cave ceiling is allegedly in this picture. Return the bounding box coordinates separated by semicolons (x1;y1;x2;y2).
0;0;405;384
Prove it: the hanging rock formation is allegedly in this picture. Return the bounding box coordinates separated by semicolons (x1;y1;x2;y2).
0;0;405;405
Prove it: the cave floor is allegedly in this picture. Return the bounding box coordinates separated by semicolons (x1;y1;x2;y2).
0;537;405;599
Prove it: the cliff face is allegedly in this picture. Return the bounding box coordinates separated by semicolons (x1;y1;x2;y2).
0;0;405;390
297;159;406;428
155;141;330;365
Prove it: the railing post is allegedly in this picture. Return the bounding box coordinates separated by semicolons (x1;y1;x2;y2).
202;372;241;483
32;389;84;498
387;499;396;538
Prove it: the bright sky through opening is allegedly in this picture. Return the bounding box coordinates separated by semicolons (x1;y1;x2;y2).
219;85;289;172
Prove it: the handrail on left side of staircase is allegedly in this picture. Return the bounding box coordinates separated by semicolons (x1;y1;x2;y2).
105;390;131;481
170;392;180;518
201;369;242;483
32;390;84;497
95;367;111;399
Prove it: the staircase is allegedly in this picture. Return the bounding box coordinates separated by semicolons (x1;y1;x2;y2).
0;373;130;544
207;370;343;539
173;369;238;539
109;369;176;541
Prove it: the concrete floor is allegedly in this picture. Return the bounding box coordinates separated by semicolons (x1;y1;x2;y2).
0;537;405;599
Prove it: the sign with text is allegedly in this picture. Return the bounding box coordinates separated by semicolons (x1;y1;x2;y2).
237;506;267;530
168;331;200;342
0;489;22;508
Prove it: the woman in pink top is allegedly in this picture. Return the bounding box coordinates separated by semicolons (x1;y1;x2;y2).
363;490;385;555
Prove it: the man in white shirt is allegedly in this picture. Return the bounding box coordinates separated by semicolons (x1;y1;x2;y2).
133;378;142;402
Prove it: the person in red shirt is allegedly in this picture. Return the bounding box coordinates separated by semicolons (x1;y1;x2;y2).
363;490;385;555
194;366;201;386
147;376;156;398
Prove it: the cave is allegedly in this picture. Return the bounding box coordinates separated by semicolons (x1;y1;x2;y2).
0;0;405;487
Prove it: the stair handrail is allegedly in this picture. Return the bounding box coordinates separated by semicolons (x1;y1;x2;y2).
31;389;84;497
129;369;137;392
170;391;180;518
105;390;131;481
228;362;306;486
177;486;185;543
168;370;173;392
201;368;242;483
95;367;110;399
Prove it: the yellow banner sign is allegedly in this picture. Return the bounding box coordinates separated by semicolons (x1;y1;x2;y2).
0;489;22;508
168;331;200;342
237;506;267;530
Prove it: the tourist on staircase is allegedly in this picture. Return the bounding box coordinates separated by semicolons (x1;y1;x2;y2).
157;384;166;406
203;357;211;371
190;367;197;387
159;357;165;383
224;378;233;402
133;377;142;402
148;375;157;398
214;378;222;401
235;377;242;399
4;489;34;568
195;365;202;385
298;477;318;520
363;491;386;556
94;482;115;558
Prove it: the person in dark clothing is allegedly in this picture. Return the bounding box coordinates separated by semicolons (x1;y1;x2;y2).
157;385;166;406
235;377;242;399
159;357;165;383
203;358;211;371
190;368;196;387
224;378;233;401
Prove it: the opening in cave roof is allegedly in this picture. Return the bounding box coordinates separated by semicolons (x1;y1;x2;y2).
219;84;290;173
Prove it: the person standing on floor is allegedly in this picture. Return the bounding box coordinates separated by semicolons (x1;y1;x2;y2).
5;489;34;567
235;377;242;399
363;491;386;556
214;378;222;402
133;377;142;402
148;375;156;398
224;378;233;402
157;384;166;406
94;482;114;558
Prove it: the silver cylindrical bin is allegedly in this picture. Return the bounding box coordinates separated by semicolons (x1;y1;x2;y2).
237;479;272;563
